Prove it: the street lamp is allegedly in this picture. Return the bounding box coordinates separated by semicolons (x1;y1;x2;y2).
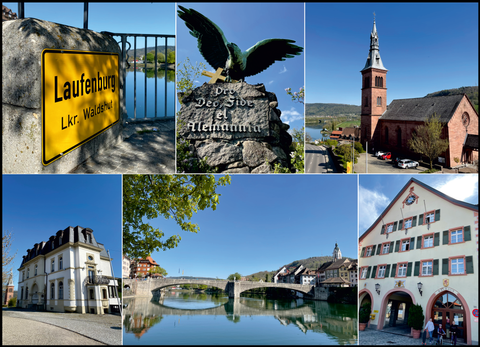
417;282;423;296
375;283;381;295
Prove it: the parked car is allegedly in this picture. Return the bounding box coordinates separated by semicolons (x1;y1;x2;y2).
375;150;386;157
380;152;392;160
398;159;419;169
393;157;406;166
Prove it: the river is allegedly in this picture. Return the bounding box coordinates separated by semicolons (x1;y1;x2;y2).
306;124;330;141
124;67;175;119
123;292;357;345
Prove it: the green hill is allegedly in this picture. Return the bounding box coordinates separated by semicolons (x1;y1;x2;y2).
127;45;175;58
425;86;478;113
306;103;361;117
245;255;356;281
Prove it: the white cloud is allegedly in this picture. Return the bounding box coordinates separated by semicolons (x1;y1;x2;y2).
279;65;287;74
432;175;478;203
359;185;391;232
281;107;303;125
268;80;274;85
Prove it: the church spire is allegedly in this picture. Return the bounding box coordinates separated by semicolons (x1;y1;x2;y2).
362;16;387;71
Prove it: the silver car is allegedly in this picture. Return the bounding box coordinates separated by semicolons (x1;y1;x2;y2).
398;159;419;169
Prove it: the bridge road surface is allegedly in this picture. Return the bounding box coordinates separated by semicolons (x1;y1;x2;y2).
305;143;337;173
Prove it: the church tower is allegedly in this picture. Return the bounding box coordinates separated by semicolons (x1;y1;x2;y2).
333;242;342;262
3;273;15;305
360;16;388;150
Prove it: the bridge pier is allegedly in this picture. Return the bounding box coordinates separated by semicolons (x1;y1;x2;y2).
226;281;240;298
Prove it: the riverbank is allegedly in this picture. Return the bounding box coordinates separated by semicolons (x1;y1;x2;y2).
128;62;175;69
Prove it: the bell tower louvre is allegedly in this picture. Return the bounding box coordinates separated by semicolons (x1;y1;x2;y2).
361;16;388;150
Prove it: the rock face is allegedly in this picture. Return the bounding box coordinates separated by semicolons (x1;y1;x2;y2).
178;82;292;173
2;18;123;173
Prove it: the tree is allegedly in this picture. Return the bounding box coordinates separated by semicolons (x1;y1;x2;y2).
176;57;207;95
123;175;231;259
408;113;449;170
148;266;168;277
285;86;304;104
265;273;270;282
146;52;155;63
2;230;16;293
167;51;175;64
157;52;165;63
227;272;241;281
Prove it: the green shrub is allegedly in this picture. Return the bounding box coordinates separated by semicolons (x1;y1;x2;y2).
359;303;371;323
407;303;424;330
8;297;17;307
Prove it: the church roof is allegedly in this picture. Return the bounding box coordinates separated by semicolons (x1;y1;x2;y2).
380;94;465;123
464;134;478;149
361;19;387;72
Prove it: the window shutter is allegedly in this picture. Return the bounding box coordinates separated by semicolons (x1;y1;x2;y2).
361;247;366;257
371;245;377;255
410;237;415;250
380;225;385;235
435;209;440;221
412;216;417;227
416;236;422;249
466;256;474;274
394;240;400;252
371;265;377;278
464;226;471;241
376;244;382;255
418;214;424;225
385;264;391;278
391;264;397;277
414;261;420;276
433;259;439;275
442;259;449;275
389;241;395;253
407;262;413;276
434;232;440;247
393;221;398;231
398;220;403;230
443;231;449;245
366;266;371;278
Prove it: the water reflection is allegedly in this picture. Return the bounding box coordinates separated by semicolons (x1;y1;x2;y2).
123;293;357;344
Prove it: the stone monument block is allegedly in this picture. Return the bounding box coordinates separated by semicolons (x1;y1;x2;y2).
178;82;293;173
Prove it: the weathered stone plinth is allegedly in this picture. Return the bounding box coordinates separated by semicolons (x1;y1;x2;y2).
2;18;123;173
178;82;292;173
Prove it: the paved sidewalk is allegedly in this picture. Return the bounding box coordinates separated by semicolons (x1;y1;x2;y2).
360;327;466;345
2;308;121;345
71;119;175;174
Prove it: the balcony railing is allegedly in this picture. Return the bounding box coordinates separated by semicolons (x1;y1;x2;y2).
84;275;111;286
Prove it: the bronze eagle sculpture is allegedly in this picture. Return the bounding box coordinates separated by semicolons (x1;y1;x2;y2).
178;5;303;82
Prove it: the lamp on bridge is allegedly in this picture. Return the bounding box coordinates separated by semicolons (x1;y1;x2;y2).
375;283;381;295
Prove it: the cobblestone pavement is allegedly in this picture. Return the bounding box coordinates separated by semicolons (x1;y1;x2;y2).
360;327;466;345
2;308;121;345
71;119;175;174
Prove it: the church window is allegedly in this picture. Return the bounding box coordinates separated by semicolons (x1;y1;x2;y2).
364;97;368;108
385;127;389;143
51;282;55;299
377;96;382;106
59;282;63;299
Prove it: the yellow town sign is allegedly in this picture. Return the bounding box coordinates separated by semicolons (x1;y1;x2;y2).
41;49;119;165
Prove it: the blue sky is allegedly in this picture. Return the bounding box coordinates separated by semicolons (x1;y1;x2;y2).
359;175;479;234
306;3;479;105
176;3;305;131
146;175;358;280
2;175;122;290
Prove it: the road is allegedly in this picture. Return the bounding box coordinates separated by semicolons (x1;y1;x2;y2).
305;144;337;173
354;152;428;174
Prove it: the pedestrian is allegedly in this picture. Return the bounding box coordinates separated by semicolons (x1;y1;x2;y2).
445;317;450;339
450;320;458;346
436;323;446;344
423;317;434;345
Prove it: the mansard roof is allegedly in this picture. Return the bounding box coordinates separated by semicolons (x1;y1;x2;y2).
380;94;468;123
359;177;478;242
20;225;108;267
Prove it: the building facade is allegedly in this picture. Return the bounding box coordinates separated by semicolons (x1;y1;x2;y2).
123;255;132;278
3;274;15;305
131;256;159;278
358;178;478;344
17;226;120;314
360;19;478;168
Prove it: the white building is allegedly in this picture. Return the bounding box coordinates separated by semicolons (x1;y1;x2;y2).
272;266;288;283
359;178;478;344
17;226;120;314
122;255;132;278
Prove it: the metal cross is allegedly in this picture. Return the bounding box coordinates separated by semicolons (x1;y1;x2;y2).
201;68;237;84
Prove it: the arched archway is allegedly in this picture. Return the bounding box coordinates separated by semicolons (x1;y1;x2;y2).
359;288;374;328
378;288;416;331
427;290;470;344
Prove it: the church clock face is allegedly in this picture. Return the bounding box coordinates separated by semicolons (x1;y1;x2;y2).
406;195;416;205
462;113;470;127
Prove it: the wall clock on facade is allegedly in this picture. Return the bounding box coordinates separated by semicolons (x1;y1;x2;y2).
406;195;416;205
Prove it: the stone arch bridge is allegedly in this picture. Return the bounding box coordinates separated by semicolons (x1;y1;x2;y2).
124;278;315;299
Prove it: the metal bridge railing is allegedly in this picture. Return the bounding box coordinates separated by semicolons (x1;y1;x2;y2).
101;32;175;123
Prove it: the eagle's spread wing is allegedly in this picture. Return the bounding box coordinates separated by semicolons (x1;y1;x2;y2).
177;6;229;71
243;39;303;78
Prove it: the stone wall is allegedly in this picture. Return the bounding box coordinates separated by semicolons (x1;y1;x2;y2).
2;18;124;173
